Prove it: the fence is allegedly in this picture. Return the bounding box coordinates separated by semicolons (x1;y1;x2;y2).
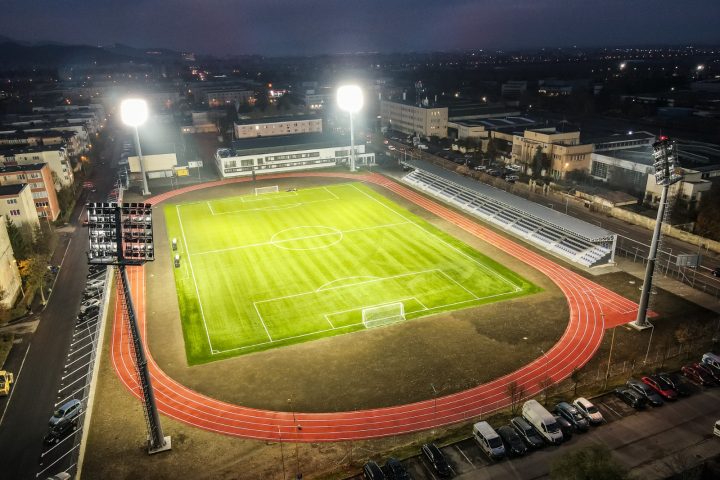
615;235;720;299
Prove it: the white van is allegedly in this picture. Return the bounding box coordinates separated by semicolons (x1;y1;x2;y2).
714;420;720;438
522;400;563;445
702;352;720;371
472;421;505;459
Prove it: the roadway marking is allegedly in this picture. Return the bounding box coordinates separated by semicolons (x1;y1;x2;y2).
456;445;475;467
0;343;31;426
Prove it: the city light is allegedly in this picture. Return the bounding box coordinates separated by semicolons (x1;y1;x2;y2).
337;85;363;113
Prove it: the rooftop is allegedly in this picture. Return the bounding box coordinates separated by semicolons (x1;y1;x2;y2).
0;184;27;196
0;163;47;174
0;144;66;155
234;114;321;126
223;132;350;157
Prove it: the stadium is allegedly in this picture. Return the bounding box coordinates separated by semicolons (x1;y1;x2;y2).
109;168;641;442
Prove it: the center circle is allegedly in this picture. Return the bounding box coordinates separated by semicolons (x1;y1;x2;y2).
269;225;343;251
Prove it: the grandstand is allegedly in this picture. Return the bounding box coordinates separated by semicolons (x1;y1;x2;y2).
400;160;616;268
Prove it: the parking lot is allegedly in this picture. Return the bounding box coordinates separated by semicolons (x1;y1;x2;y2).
345;377;713;480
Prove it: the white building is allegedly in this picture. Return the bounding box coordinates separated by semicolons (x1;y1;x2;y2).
0;216;22;309
215;133;374;178
234;115;322;139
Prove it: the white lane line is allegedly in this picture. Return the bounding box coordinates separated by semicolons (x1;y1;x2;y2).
0;343;31;426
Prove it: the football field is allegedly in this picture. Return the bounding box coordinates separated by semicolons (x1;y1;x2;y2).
165;182;539;364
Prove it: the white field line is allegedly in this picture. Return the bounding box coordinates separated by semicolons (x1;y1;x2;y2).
252;303;273;342
176;205;214;353
316;276;380;292
206;201;215;215
193;221;410;256
348;183;522;292
325;296;425;320
323;186;340;199
436;269;481;300
241;190;297;202
215;288;522;355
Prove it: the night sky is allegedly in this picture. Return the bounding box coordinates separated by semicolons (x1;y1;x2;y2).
3;0;720;56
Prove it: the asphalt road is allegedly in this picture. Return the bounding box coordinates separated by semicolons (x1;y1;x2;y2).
0;130;122;480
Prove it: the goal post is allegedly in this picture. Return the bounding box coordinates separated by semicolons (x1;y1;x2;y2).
362;302;406;329
254;185;279;196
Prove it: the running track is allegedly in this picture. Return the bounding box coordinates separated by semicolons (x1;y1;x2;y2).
110;172;641;442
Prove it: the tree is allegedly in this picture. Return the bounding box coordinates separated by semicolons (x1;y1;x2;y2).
532;146;545;179
695;182;720;241
506;381;526;415
551;444;628;480
570;368;582;396
675;325;694;358
5;216;31;260
538;376;554;405
485;138;498;165
57;186;75;217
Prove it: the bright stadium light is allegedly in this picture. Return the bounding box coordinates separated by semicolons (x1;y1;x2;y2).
120;98;150;195
337;85;364;173
120;98;148;127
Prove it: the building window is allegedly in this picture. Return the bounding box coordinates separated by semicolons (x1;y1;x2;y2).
6;199;17;204
590;161;608;179
10;209;20;216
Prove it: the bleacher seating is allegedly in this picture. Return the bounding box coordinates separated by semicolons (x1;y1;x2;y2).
402;168;614;267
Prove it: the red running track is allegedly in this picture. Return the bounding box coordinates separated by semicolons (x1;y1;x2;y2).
111;172;641;442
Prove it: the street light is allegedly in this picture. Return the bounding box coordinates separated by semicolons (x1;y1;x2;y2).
337;85;363;172
120;98;150;195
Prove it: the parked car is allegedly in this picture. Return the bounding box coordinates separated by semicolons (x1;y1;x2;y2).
362;460;386;480
510;416;545;449
43;419;78;445
694;362;720;384
657;372;693;397
642;375;678;401
715;420;720;438
421;443;452;478
522;400;563;444
49;399;82;427
472;421;505;460
0;370;14;396
80;298;101;314
553;415;573;441
497;425;528;457
613;388;647;409
712;267;720;277
555;401;590;432
682;364;715;386
626;379;664;406
384;458;410;480
572;397;604;425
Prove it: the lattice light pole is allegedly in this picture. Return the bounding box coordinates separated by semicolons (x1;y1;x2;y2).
633;137;682;329
86;202;171;454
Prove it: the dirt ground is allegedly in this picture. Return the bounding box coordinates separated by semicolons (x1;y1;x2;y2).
81;175;719;479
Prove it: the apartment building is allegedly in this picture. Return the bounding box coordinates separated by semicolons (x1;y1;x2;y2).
0;163;60;221
0;216;22;309
511;127;592;178
0;145;74;190
234;115;322;139
380;100;448;138
0;184;40;231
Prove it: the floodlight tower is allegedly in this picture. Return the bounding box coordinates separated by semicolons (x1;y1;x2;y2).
86;202;171;454
121;98;151;195
337;85;364;172
633;137;682;329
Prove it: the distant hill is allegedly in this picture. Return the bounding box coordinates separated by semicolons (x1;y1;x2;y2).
0;37;188;69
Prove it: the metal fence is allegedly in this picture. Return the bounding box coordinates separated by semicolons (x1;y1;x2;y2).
615;235;720;299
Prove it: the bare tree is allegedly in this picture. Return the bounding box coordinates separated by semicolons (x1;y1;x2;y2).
538;376;554;405
506;381;526;415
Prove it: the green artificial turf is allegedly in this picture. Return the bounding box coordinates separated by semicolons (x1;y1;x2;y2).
164;182;540;364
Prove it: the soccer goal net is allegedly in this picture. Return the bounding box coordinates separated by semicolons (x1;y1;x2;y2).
255;185;279;195
362;302;406;329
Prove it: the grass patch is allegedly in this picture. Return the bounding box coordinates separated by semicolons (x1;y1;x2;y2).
0;333;15;368
164;182;539;364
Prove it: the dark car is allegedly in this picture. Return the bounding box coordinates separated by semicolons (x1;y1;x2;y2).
363;460;386;480
642;375;678;401
43;419;78;445
658;373;693;396
553;415;573;441
497;425;528;457
694;362;720;384
627;379;664;407
510;416;544;449
682;364;714;386
614;388;647;409
555;402;590;432
385;458;410;480
712;267;720;277
421;443;452;478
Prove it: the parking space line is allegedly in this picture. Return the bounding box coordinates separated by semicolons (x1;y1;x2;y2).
599;401;623;418
455;445;475;467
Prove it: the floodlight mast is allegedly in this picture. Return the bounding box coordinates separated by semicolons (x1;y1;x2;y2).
121;99;151;196
633;138;681;328
337;85;363;172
